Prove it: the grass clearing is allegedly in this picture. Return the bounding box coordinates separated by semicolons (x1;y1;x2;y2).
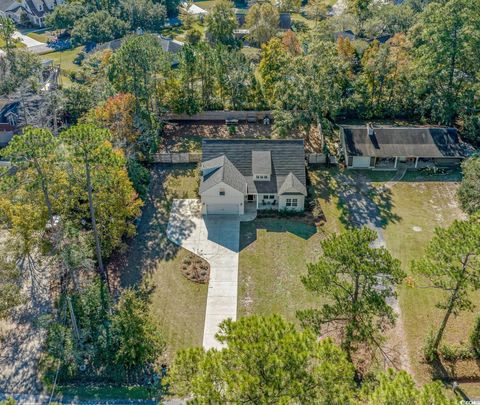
238;219;324;324
379;178;480;388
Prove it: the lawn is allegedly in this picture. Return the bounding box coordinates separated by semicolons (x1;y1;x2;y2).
377;176;480;392
25;29;51;43
237;169;344;324
342;168;479;396
40;47;84;87
120;164;206;361
240;166;479;395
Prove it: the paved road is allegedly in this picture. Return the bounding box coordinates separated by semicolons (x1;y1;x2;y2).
167;199;241;350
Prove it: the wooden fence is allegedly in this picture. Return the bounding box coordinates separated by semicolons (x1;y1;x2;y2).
166;110;274;122
307;154;338;165
151;152;202;163
151;152;336;165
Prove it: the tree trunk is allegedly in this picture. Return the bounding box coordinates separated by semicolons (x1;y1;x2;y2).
85;157;110;292
432;254;471;353
34;159;54;228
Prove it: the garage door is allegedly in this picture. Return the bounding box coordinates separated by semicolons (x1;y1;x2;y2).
352;156;372;168
207;203;239;215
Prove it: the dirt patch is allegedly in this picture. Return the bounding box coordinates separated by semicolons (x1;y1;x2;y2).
180;253;210;284
162;122;323;153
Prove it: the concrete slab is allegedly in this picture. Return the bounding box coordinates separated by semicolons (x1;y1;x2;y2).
167;199;252;350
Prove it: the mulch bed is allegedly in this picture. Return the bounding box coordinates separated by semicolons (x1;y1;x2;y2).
180;253;210;284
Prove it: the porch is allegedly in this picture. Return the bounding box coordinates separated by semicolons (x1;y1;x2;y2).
246;194;278;211
372;157;435;171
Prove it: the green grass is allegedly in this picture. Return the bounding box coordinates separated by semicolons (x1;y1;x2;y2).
238;219;325;324
237;170;344;324
40;46;84;88
26;29;50;43
53;385;152;401
379;180;480;384
133;165;206;360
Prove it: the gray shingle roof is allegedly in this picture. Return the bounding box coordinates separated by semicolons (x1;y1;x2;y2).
278;172;307;195
342;126;473;158
201;139;306;196
252;150;271;175
199;155;246;194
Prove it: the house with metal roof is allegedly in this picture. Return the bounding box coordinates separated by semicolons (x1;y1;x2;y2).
341;125;474;170
200;139;307;215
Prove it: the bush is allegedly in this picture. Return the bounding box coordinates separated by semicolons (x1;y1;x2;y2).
423;329;436;363
471;316;480;357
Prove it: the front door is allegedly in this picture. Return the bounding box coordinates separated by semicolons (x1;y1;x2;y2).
247;194;256;201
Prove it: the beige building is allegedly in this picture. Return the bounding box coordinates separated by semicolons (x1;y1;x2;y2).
200;139;307;215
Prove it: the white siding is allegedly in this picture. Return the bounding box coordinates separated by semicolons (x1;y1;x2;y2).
201;181;245;215
278;195;305;212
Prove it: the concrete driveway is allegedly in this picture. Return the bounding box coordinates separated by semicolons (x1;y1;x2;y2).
167;199;250;349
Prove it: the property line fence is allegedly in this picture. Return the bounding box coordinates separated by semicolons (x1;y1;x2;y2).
151;152;202;163
166;110;274;122
150;152;336;165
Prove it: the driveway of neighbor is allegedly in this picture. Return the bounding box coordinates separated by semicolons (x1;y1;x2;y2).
335;170;411;373
167;199;254;349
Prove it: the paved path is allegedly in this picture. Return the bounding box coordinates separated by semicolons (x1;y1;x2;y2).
13;32;44;48
167;199;255;349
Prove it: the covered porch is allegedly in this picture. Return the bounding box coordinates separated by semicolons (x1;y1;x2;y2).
372;156;434;171
246;194;278;210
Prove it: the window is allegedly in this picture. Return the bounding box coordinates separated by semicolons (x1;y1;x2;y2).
219;188;225;196
269;195;274;199
286;198;298;207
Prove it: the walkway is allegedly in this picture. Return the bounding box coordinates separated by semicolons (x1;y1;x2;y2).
167;199;255;349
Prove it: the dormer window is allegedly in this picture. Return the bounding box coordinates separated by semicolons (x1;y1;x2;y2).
255;174;269;180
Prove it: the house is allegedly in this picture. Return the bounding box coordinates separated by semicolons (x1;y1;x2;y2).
200;139;307;215
0;123;15;147
341;124;473;170
0;0;64;27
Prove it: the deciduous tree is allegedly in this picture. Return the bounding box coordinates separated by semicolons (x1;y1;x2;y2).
205;0;237;46
457;158;480;216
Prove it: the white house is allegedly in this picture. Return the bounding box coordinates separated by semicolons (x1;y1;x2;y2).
0;0;64;27
341;124;473;170
199;139;307;215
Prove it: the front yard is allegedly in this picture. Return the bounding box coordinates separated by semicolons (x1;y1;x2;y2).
119;162;478;395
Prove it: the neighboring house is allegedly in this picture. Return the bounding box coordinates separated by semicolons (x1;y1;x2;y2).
200;139;307;215
341;124;473;170
0;0;64;27
0;100;20;127
90;35;184;66
0;123;15;147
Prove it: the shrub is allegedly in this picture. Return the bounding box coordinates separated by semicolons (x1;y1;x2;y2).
471;316;480;357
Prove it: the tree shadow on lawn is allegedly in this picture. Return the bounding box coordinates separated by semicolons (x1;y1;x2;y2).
239;218;317;251
310;168;401;230
118;165;197;288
